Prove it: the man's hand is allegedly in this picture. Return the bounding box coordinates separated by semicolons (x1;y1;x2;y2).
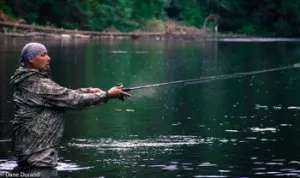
107;85;131;99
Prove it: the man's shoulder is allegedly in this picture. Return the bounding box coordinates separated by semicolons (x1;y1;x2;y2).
22;75;62;94
23;73;50;86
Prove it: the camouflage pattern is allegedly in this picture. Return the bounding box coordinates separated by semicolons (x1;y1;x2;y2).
10;67;108;167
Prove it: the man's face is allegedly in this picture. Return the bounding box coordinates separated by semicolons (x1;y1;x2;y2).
29;51;51;71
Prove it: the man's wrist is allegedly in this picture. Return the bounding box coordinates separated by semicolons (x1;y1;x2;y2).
104;91;110;102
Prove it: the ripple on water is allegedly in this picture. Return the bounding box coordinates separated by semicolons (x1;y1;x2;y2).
275;173;300;176
288;106;300;110
254;171;282;175
255;104;269;110
250;127;277;133
194;175;227;178
250;159;300;176
198;162;217;167
273;106;282;110
255;104;300;111
224;130;239;133
161;165;178;171
68;135;220;150
0;160;93;172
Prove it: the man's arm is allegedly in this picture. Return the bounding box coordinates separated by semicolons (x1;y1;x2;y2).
75;88;103;94
32;78;109;109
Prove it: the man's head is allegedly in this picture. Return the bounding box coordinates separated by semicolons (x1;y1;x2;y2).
20;42;50;71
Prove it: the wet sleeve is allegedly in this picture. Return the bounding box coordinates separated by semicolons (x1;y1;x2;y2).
32;78;109;109
75;88;93;93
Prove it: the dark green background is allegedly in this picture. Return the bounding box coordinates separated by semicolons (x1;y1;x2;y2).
2;0;300;36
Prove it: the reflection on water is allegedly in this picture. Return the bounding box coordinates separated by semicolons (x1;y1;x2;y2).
2;37;300;177
218;37;300;42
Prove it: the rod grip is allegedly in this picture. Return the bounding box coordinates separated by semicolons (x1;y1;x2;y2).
122;88;131;92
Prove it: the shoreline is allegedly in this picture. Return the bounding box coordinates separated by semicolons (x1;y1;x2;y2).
0;21;248;41
1;21;297;42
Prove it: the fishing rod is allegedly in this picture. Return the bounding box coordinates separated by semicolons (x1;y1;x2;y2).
122;63;300;92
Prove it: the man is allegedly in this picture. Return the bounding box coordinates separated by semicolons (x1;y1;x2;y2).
9;42;130;168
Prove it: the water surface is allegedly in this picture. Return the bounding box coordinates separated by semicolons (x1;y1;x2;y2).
1;36;300;177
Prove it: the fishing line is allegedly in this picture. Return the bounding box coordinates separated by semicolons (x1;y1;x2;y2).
123;63;300;92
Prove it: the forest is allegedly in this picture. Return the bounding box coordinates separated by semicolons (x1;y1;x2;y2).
1;0;300;36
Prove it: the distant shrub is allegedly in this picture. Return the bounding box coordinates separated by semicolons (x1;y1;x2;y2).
144;19;165;32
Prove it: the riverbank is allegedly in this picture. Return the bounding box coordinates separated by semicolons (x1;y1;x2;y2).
0;9;248;41
0;21;247;41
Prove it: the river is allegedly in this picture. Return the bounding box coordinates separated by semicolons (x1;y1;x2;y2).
1;36;300;177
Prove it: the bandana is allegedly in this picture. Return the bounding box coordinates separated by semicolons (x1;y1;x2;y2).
19;42;47;66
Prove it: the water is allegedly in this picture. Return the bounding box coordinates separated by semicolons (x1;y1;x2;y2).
1;36;300;177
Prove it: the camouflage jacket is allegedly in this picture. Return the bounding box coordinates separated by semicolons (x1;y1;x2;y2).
10;67;108;156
